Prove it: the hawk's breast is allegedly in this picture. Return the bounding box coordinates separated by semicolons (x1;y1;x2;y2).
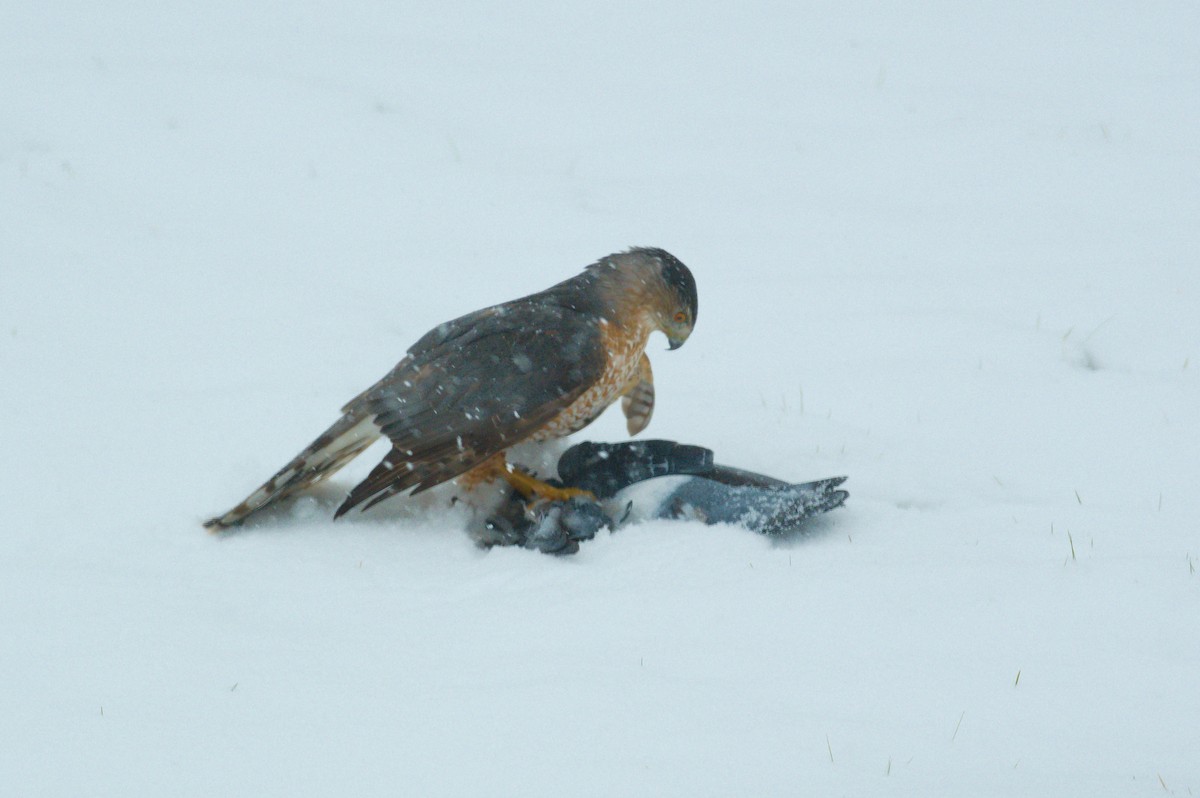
532;317;648;441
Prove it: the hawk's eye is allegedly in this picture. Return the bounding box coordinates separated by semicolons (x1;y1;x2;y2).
673;311;688;324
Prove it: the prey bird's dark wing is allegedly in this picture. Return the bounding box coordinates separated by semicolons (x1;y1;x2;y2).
335;296;607;517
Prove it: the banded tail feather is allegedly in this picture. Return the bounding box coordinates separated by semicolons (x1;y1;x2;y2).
203;414;380;531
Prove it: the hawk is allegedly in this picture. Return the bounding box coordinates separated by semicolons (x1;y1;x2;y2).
204;247;698;530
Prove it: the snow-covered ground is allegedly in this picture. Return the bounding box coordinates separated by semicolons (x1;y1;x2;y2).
3;2;1198;795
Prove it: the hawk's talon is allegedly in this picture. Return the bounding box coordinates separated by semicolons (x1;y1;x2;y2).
501;466;597;504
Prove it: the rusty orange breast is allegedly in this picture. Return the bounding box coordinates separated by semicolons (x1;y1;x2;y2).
532;316;650;441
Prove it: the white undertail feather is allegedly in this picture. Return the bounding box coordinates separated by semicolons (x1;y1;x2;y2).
203;415;381;530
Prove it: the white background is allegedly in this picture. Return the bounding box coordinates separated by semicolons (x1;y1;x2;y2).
2;2;1197;795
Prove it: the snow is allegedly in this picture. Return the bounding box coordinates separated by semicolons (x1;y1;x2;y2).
2;1;1198;795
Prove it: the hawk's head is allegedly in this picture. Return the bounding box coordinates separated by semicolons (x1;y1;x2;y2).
603;247;697;350
648;248;698;350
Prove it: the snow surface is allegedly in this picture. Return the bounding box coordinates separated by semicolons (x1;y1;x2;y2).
3;2;1198;795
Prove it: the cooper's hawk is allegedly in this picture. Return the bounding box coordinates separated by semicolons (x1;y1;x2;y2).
204;247;698;530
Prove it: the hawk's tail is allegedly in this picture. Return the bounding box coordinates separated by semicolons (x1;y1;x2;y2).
203;413;381;531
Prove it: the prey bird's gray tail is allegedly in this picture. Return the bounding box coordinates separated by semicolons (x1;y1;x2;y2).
203;414;381;531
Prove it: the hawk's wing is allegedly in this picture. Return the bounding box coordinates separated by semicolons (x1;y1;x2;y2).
335;298;607;517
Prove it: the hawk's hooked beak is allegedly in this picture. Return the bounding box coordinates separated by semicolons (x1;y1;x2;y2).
667;335;686;350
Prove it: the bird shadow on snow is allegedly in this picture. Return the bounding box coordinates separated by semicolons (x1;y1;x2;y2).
204;480;475;541
204;478;846;552
764;513;845;549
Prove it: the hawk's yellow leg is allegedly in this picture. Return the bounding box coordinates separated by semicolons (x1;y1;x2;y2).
501;464;596;503
461;453;596;502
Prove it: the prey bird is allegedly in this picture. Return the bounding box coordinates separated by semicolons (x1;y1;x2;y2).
204;247;698;530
